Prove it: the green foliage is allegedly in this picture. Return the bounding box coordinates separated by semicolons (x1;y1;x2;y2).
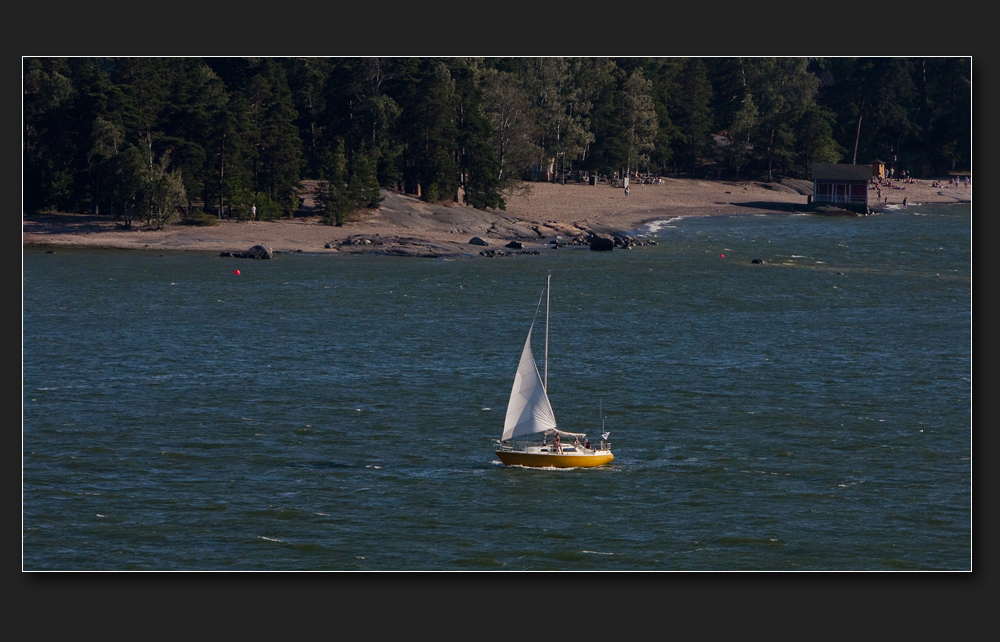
320;139;348;226
226;188;281;221
821;58;919;168
100;143;147;227
317;138;380;225
145;154;187;229
21;56;972;216
180;208;220;226
348;152;383;210
644;59;678;174
394;59;461;201
479;68;538;188
619;69;658;173
321;184;351;226
256;194;284;221
726;88;757;180
452;59;505;209
674;58;714;173
795;105;844;172
23;58;82;212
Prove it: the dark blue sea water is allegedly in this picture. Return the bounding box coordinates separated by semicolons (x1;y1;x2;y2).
22;203;971;570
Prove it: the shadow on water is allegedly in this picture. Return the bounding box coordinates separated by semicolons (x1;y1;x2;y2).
736;201;811;214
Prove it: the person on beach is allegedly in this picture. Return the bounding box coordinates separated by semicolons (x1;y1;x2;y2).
624;185;630;196
251;204;257;220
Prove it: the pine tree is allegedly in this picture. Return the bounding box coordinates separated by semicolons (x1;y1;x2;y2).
746;58;822;180
450;59;504;210
320;139;351;226
672;58;714;174
726;88;757;180
23;58;79;211
794;105;843;176
398;59;460;201
619;69;658;177
822;58;917;167
642;58;678;175
479;67;538;191
285;57;332;179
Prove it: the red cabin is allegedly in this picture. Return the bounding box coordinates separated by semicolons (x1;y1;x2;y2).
810;163;872;213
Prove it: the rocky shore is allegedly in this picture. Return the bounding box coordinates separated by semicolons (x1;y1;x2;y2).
22;177;971;258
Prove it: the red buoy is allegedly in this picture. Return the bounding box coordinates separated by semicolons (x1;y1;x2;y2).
720;254;725;258
234;269;241;275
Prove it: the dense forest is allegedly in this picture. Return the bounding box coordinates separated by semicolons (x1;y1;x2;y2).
23;57;971;224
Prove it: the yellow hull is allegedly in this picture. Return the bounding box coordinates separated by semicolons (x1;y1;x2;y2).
496;450;614;468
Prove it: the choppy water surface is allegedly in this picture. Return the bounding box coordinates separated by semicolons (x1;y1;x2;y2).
23;204;971;570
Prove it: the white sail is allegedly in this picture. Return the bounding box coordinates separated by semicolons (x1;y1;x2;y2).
501;325;558;440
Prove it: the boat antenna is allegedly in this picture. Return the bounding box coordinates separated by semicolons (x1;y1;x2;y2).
544;273;551;392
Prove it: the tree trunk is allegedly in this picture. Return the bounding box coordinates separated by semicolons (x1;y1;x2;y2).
767;128;776;182
851;112;863;165
219;133;226;219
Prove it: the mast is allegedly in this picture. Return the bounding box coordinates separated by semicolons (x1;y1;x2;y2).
544;273;550;392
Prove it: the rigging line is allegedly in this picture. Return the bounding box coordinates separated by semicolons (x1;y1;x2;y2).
545;273;550;392
526;283;545;335
533;284;546;320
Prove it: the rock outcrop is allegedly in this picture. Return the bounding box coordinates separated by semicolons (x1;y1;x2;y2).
589;233;615;252
221;243;274;259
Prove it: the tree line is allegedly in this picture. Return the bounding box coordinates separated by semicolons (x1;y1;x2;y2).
23;57;971;223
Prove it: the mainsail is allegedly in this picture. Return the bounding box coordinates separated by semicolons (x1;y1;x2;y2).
501;325;558;440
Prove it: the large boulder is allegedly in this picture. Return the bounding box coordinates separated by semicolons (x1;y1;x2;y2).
469;236;490;246
226;243;273;259
589;233;614;252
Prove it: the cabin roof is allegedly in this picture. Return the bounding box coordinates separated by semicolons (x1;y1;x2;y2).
811;163;872;181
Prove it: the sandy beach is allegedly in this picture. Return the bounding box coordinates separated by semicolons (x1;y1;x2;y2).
22;177;971;258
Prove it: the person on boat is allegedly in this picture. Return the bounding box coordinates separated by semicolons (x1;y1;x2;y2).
584;439;591;450
553;433;561;453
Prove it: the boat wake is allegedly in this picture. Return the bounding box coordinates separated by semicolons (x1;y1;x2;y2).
492;458;598;471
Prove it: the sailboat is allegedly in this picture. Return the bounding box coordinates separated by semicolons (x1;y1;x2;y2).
494;275;614;468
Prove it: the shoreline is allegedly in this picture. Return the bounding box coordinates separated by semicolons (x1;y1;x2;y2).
23;177;971;258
